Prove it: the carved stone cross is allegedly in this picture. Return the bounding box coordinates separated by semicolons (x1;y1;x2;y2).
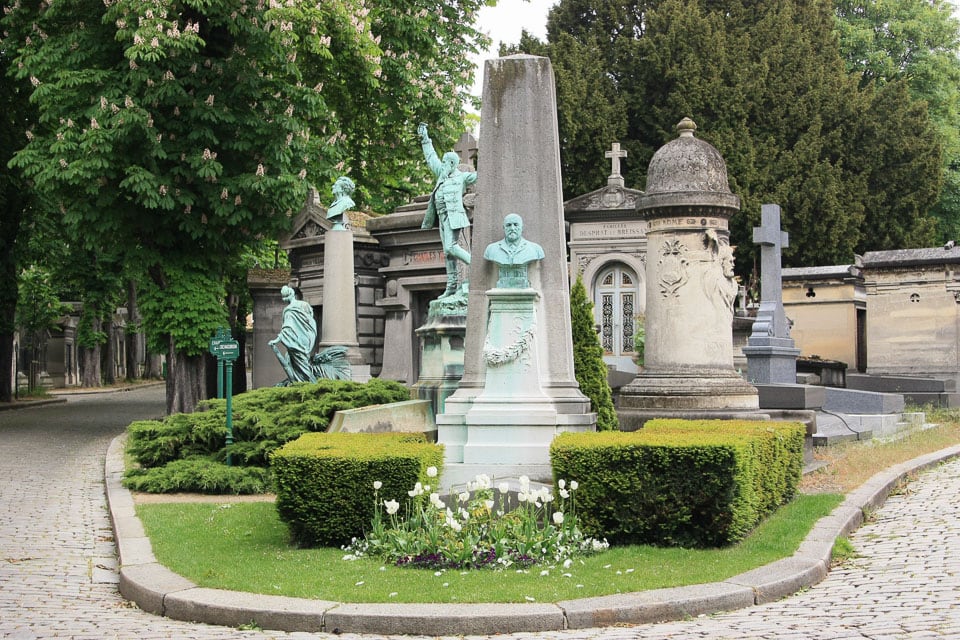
752;203;790;338
605;142;627;187
454;132;478;171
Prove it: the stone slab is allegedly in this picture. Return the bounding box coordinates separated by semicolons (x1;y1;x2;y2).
823;387;905;414
755;383;825;410
559;582;755;628
903;391;960;408
846;372;953;393
327;399;435;436
324;602;565;636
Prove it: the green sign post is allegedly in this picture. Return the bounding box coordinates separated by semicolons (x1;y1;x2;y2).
209;328;240;466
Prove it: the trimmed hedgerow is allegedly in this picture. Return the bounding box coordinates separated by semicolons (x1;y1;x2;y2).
123;379;412;494
643;419;805;517
271;432;443;547
550;421;804;548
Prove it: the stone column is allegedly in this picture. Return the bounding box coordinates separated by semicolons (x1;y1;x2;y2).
617;118;759;430
319;228;370;381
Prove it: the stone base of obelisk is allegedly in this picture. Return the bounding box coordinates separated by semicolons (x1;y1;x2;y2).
412;314;466;417
616;368;764;431
437;289;594;470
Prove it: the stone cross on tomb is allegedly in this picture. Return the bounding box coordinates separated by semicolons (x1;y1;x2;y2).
454;132;478;171
752;203;790;338
605;142;627;187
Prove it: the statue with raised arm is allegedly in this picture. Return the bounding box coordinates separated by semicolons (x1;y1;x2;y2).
326;176;356;230
418;122;477;301
269;285;318;384
483;213;544;289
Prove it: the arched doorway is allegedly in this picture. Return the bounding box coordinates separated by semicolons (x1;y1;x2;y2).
594;263;641;373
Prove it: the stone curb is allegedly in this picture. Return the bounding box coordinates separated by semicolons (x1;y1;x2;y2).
0;397;67;411
104;435;960;635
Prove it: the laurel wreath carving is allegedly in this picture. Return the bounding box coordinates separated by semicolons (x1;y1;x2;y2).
483;323;536;367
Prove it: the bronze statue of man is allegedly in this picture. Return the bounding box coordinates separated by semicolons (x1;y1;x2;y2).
418;123;477;300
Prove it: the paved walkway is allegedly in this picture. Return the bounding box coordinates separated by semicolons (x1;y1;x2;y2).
2;386;960;639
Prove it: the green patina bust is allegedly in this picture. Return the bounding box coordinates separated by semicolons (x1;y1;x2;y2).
483;214;544;289
326;176;356;230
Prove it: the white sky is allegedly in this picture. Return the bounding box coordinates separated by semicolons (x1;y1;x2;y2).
469;0;556;99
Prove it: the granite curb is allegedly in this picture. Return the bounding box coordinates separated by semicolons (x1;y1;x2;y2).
105;435;960;636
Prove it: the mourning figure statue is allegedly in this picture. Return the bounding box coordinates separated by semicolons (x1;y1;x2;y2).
270;286;351;385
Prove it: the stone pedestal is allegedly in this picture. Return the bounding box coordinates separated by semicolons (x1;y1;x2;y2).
439;288;592;470
412;314;465;417
743;335;802;384
319;228;370;381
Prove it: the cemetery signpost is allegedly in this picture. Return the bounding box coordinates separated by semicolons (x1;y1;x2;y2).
209;327;240;465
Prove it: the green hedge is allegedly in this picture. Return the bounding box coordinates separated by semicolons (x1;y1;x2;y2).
123;379;412;494
643;419;805;517
272;432;444;547
550;420;805;548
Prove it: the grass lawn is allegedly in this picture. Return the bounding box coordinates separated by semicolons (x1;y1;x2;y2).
136;410;960;604
138;493;840;603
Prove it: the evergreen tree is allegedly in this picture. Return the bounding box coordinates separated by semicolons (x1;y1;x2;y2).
570;275;618;432
835;0;960;241
519;0;941;268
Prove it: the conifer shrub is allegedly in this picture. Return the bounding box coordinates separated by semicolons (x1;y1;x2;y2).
570;275;618;430
271;432;442;547
550;420;805;547
123;379;412;494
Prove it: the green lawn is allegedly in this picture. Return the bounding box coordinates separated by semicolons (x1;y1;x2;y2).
137;493;841;604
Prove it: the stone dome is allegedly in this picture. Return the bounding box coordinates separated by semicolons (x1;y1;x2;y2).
639;118;740;216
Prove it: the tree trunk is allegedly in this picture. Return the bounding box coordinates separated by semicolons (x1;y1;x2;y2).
103;319;117;385
165;336;206;414
79;344;102;387
125;280;141;380
0;330;13;403
145;353;163;379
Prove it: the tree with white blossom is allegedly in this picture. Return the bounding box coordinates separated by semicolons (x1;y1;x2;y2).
3;0;491;412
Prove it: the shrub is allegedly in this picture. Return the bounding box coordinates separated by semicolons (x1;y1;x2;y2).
123;458;273;494
549;421;804;548
570;275;618;431
271;432;443;547
643;419;805;516
345;474;608;570
123;379;412;494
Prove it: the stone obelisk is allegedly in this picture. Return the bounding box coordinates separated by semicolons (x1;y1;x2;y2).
437;55;596;486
